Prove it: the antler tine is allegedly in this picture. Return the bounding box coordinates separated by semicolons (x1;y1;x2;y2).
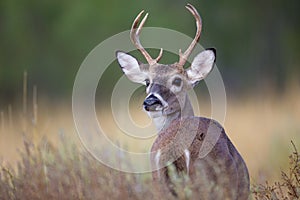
136;11;148;36
130;11;163;65
178;4;202;67
156;48;163;62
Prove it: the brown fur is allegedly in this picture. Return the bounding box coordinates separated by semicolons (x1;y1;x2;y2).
117;5;250;199
150;117;250;199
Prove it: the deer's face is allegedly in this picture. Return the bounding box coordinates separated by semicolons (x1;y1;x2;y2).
116;4;216;118
116;49;216;118
144;64;187;116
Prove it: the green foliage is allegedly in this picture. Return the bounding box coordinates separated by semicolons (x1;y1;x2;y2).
0;0;300;101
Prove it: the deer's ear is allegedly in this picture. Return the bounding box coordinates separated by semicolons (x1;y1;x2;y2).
186;48;216;86
116;51;147;84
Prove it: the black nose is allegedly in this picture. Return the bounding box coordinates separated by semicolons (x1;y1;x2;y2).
143;94;162;110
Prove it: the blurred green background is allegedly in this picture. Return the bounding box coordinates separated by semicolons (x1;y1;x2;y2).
0;0;299;105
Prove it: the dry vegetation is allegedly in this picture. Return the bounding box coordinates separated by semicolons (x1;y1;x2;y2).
0;137;158;199
0;132;299;200
0;76;299;199
252;141;300;200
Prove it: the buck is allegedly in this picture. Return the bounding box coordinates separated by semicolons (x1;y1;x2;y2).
116;4;250;199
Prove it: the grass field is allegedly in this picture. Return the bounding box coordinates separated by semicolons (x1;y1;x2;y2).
0;83;299;199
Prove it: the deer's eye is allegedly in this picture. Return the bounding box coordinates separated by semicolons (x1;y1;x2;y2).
172;77;182;87
145;79;150;87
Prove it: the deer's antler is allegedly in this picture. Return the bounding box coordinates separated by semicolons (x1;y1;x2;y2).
130;10;163;66
177;4;202;70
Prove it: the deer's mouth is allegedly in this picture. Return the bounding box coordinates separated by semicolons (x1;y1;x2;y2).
144;104;163;112
143;93;168;113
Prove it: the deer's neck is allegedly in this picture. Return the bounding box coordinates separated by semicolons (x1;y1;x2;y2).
153;95;194;132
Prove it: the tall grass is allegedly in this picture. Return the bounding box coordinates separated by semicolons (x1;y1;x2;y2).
0;137;157;200
252;141;300;199
0;133;298;199
0;73;299;199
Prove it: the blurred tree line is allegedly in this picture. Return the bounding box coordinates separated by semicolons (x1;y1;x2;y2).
0;0;299;104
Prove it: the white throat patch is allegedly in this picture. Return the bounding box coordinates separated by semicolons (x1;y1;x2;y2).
147;111;166;131
144;93;168;131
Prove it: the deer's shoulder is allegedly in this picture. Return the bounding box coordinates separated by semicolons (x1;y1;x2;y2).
152;117;226;151
158;116;225;137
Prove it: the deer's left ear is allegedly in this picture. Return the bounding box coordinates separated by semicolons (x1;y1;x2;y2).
116;51;147;84
186;48;216;86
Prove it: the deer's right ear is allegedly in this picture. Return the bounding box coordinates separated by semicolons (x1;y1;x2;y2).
116;51;147;84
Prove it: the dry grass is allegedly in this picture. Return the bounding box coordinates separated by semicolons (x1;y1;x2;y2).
0;76;299;199
252;141;300;199
0;137;157;200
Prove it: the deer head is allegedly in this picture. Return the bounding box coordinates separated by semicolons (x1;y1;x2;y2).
116;4;216;130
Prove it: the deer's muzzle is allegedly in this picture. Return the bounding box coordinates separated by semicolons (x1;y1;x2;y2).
143;94;163;112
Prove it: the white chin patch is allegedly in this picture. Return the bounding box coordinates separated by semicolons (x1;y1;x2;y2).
147;111;163;118
147;111;167;131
